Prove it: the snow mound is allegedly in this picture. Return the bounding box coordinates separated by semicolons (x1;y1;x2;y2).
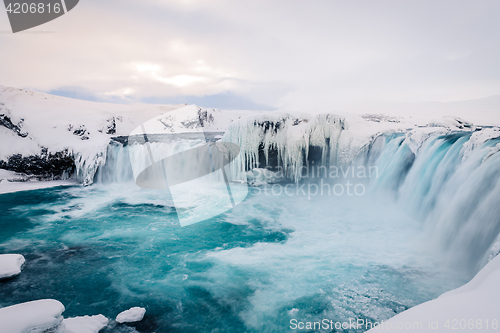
0;169;18;181
428;116;474;129
116;307;146;324
461;128;500;162
367;255;500;332
63;315;108;333
0;254;25;279
0;299;65;333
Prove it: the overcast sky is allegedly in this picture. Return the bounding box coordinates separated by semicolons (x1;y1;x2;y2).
1;0;499;110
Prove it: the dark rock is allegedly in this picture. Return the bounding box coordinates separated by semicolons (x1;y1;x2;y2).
106;118;116;134
70;125;90;140
197;108;215;127
0;148;75;179
0;114;28;138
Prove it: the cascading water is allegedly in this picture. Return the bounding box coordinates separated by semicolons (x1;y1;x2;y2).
96;121;500;275
372;130;500;274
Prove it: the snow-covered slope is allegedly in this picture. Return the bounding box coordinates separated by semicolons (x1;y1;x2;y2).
367;255;500;332
0;298;143;333
0;299;65;333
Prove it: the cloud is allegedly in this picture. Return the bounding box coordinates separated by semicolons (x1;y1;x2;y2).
0;0;499;110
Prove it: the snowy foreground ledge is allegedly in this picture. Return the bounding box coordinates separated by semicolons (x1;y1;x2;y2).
0;254;25;279
0;299;65;333
0;301;145;333
368;255;500;332
63;315;109;333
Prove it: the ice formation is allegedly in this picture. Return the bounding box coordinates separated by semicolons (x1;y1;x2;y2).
63;315;109;333
0;254;25;279
0;299;65;333
222;113;346;182
115;307;146;324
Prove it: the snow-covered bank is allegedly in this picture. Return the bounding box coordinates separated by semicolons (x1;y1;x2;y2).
0;178;79;195
0;299;65;333
368;255;500;332
0;167;79;194
0;299;146;333
0;254;25;279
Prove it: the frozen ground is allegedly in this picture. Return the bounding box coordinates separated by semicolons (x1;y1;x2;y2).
0;177;78;195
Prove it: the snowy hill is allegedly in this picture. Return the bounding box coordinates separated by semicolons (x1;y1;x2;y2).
0;85;259;185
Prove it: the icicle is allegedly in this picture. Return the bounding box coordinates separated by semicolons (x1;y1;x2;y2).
222;113;346;182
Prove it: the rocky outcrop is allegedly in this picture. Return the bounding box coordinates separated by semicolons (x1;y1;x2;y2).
0;103;28;138
0;148;75;180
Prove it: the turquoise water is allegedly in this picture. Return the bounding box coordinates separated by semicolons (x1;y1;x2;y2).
0;183;466;333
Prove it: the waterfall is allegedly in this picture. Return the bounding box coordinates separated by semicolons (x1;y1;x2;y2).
94;135;247;227
94;113;500;273
370;129;500;274
95;138;215;183
93;142;134;184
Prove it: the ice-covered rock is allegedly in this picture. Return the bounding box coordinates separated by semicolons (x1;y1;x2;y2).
0;254;25;279
428;116;474;129
403;127;448;155
63;314;109;333
115;307;146;324
461;127;500;162
0;299;65;333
